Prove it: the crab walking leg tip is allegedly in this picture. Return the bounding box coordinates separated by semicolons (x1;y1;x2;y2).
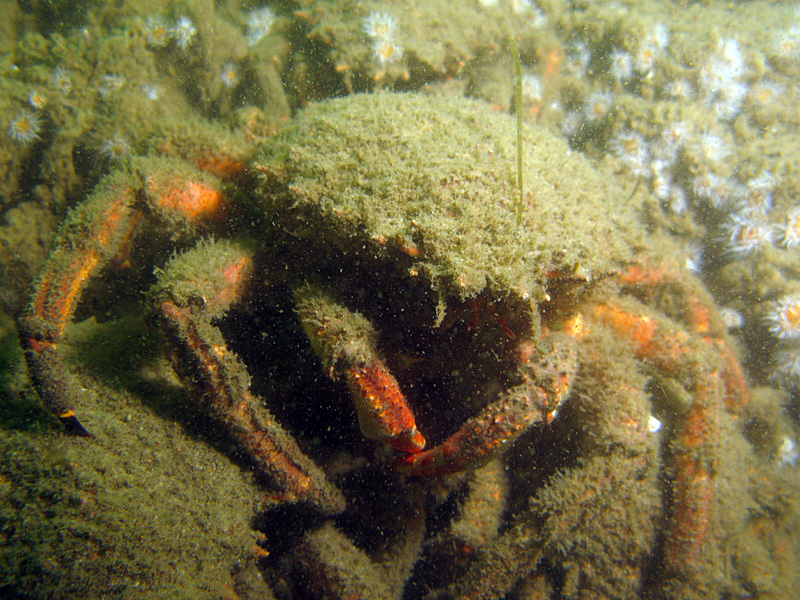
57;410;93;437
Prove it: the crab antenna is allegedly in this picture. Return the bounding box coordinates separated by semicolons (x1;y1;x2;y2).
511;37;524;227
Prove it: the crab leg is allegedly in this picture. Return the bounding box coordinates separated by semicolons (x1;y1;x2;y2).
617;260;751;414
18;157;231;435
590;298;727;574
398;333;576;476
151;240;345;515
294;285;426;454
606;261;753;576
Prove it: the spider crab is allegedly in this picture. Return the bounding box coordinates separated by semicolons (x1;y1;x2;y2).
18;92;751;596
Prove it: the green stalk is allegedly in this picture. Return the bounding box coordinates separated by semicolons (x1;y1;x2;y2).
511;37;524;227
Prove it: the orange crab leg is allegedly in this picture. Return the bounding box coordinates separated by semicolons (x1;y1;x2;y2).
294;286;425;454
590;299;731;573
151;241;345;514
398;334;576;476
19;158;231;435
616;260;752;414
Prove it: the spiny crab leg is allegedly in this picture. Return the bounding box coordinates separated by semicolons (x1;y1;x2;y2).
397;333;577;477
294;285;426;454
19;156;230;436
150;240;346;515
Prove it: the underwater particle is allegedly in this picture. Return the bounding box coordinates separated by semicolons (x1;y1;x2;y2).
99;133;131;161
609;130;650;177
766;294;800;339
28;90;47;110
582;89;614;122
479;0;500;6
362;11;397;39
220;62;240;89
8;109;42;144
52;66;72;95
724;211;775;257
372;38;403;66
246;6;275;46
173;15;197;50
719;307;744;331
648;415;661;433
144;16;171;48
141;84;160;101
609;50;634;82
779;207;800;249
777;436;800;467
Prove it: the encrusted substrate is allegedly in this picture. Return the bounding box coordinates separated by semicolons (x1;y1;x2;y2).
0;322;268;600
257;92;645;308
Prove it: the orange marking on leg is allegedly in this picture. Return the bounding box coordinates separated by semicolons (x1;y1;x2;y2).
156;181;226;221
686;296;712;334
665;456;713;572
217;256;252;307
592;303;690;376
32;189;136;332
195;153;247;179
712;339;751;413
34;255;101;333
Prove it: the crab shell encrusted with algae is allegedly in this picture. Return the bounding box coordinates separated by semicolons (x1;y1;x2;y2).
255;92;646;331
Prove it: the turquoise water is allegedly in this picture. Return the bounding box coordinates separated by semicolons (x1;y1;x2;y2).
1;1;799;598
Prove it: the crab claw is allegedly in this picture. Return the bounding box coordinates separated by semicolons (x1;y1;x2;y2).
346;363;426;454
398;334;576;476
295;285;427;454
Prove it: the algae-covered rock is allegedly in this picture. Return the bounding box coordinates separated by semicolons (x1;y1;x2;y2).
257;92;645;319
0;323;267;600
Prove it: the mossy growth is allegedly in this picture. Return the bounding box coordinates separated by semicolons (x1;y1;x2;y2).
256;93;645;321
1;321;264;599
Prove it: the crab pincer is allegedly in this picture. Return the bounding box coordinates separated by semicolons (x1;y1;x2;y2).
398;333;576;476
